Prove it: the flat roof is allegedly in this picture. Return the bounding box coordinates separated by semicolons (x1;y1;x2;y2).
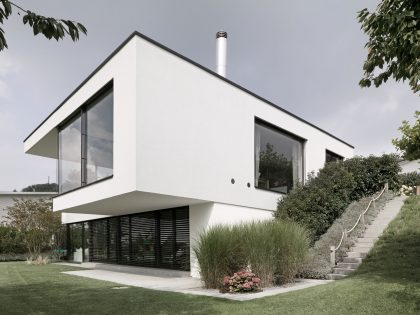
24;31;354;149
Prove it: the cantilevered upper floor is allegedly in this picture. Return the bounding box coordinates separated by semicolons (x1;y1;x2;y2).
24;31;354;216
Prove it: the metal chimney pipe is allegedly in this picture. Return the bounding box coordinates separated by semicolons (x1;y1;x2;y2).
216;31;227;77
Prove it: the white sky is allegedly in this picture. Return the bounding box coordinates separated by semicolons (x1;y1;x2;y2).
0;0;418;191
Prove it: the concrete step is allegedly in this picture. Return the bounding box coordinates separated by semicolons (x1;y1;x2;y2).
357;237;378;243
342;257;363;263
327;273;347;280
333;268;355;275
350;246;371;253
346;251;367;258
353;243;373;248
336;262;361;269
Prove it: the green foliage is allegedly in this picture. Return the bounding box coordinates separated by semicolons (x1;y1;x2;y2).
392;111;420;160
276;154;400;241
242;221;309;286
193;220;309;289
0;225;26;254
0;0;87;51
344;154;401;198
398;171;420;187
21;183;58;192
5;198;61;258
193;225;245;289
358;0;420;93
275;162;356;240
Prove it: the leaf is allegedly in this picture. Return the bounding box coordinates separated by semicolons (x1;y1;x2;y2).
76;23;87;35
0;26;8;51
2;0;12;16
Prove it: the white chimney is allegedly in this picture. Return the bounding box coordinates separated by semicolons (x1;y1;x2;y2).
216;31;227;77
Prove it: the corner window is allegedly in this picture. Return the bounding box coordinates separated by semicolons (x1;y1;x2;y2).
58;84;113;193
86;91;114;184
255;120;304;194
326;150;343;163
59;114;82;193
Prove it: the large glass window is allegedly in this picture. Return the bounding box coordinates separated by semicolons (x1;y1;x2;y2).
255;120;304;194
58;85;113;193
59;115;82;193
86;90;113;183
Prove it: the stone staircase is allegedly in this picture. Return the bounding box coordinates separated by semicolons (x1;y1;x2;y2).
328;196;406;280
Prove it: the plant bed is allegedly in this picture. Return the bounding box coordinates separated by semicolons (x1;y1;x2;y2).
219;270;262;294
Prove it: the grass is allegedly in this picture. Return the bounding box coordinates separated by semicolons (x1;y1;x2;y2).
0;196;419;315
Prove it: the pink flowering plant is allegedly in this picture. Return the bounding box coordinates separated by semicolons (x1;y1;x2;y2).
220;270;261;293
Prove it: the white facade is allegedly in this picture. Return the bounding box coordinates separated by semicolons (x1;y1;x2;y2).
24;32;354;277
399;159;420;174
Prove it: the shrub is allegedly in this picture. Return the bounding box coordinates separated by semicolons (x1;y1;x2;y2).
221;270;261;293
0;225;26;254
6;198;61;257
242;220;309;286
343;154;401;199
194;220;309;289
276;162;356;241
398;172;420;188
193;225;245;289
276;154;400;241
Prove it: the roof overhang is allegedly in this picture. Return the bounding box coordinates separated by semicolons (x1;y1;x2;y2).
53;190;206;216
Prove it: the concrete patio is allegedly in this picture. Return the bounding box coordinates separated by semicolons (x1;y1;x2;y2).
59;263;331;301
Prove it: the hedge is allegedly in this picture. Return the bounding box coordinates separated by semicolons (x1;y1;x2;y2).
275;154;400;241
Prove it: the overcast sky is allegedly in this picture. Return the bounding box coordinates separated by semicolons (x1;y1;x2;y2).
0;0;418;191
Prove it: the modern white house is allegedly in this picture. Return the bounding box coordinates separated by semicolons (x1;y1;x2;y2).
0;191;57;224
24;31;354;277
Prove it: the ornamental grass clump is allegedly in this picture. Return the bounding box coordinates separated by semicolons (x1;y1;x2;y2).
193;225;245;289
220;270;261;293
194;220;309;289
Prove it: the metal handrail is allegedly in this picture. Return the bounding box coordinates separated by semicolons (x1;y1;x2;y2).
330;183;388;267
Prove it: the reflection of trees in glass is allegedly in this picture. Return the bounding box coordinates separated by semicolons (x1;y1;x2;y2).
258;143;293;191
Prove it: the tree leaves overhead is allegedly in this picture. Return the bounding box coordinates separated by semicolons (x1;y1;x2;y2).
0;0;87;51
392;111;420;160
358;0;420;94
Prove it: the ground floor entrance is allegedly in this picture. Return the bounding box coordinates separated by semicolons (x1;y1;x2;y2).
66;206;190;271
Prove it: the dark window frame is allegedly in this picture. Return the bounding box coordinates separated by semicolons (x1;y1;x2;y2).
254;117;306;195
325;149;344;163
57;80;114;194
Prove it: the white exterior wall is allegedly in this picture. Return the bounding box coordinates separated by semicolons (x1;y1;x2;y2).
135;36;353;212
24;38;139;216
24;33;353;223
399;160;420;174
189;202;273;277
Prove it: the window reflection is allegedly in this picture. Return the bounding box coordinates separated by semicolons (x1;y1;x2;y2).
86;91;113;183
59;115;82;193
255;121;303;194
58;86;113;193
326;150;344;163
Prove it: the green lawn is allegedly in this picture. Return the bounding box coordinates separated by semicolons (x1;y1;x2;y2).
1;196;419;315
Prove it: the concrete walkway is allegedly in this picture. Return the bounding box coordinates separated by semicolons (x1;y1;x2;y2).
62;267;331;301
